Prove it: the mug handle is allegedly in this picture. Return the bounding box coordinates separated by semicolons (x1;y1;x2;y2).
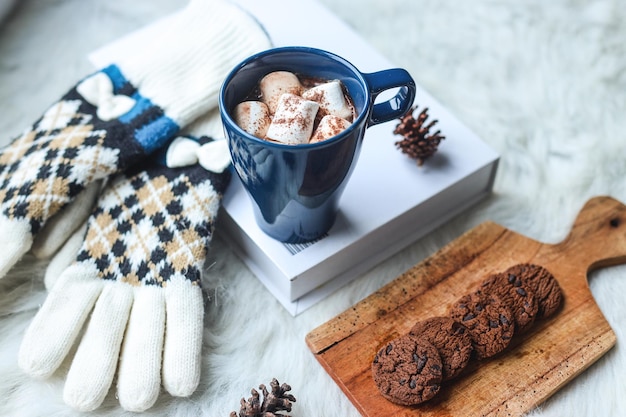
363;68;416;127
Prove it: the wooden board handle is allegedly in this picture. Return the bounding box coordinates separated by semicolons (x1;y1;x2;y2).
539;196;626;271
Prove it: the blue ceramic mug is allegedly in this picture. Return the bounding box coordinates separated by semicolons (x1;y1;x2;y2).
219;46;416;243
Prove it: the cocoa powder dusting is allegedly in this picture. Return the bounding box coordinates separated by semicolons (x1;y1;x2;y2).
281;95;309;131
326;117;344;137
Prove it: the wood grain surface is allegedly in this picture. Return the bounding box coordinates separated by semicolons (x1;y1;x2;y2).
306;196;626;416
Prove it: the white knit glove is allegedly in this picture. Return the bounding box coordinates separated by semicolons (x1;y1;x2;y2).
19;136;232;412
0;0;271;278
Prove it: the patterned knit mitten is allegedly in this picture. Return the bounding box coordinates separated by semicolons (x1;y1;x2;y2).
18;137;231;412
0;0;271;278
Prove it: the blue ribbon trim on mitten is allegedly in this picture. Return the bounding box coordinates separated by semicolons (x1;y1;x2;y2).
100;64;129;92
135;116;179;154
98;64;180;154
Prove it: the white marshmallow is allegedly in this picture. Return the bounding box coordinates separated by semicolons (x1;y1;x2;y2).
310;115;351;143
233;101;271;138
266;93;319;145
259;71;302;113
302;80;354;121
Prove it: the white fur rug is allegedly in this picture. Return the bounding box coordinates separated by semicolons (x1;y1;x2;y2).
1;0;626;416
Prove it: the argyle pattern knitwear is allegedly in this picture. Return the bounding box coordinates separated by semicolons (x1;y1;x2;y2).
0;65;179;279
19;144;230;412
0;65;175;236
77;163;223;288
0;0;273;279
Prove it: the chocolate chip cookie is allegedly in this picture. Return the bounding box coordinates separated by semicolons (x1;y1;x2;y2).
448;290;514;360
480;271;539;333
372;334;443;406
503;263;563;318
409;317;473;381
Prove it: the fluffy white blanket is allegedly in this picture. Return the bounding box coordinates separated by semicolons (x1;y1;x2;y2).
1;0;625;416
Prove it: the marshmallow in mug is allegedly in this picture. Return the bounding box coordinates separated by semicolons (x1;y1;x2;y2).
233;101;271;138
265;93;319;145
302;80;354;121
310;115;352;143
259;71;303;113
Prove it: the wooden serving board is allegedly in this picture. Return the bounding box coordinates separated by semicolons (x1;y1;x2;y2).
306;196;626;417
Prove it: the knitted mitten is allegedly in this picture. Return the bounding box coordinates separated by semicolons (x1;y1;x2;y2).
33;107;229;269
19;137;231;412
0;0;271;278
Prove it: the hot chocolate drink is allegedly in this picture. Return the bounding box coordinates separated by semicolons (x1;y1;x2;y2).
232;71;356;145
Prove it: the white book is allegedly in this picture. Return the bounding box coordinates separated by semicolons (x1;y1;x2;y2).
90;0;499;316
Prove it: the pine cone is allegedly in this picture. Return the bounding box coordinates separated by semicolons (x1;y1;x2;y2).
230;378;296;417
393;105;445;166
